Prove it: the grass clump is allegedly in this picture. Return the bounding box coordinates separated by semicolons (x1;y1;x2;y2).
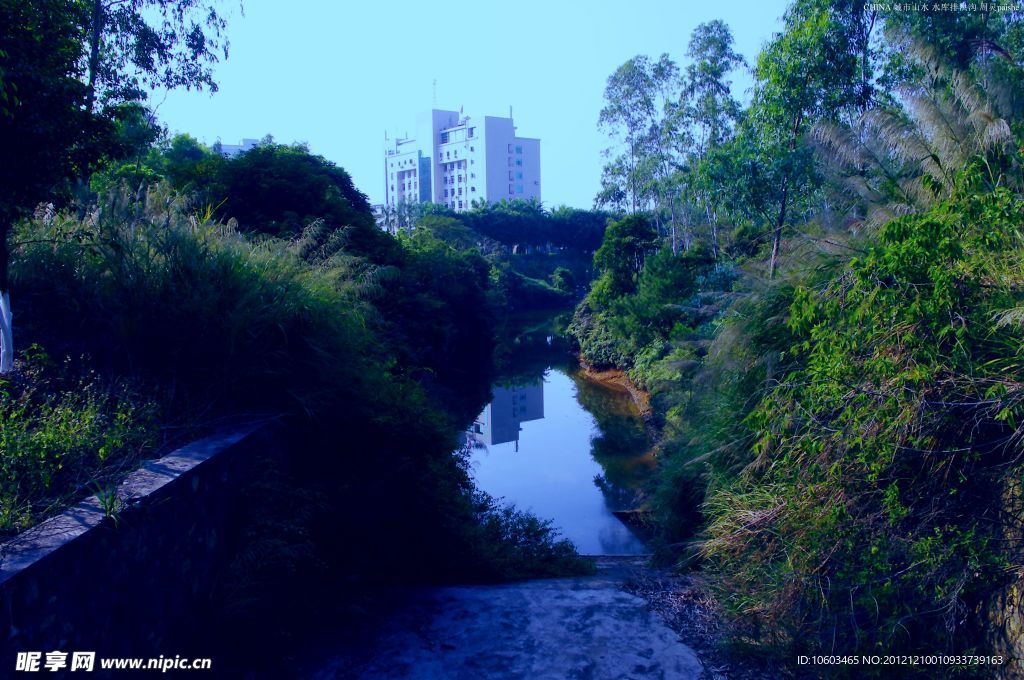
0;351;156;534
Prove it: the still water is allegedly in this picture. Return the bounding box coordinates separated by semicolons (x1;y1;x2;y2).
467;366;654;555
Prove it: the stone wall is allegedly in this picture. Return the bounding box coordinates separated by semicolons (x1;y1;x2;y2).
0;421;285;666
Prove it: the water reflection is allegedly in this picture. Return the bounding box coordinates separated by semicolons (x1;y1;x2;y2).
469;380;544;448
468;368;651;555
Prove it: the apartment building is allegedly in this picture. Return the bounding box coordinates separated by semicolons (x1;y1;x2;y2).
384;108;540;212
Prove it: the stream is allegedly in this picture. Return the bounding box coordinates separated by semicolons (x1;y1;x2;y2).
467;359;654;555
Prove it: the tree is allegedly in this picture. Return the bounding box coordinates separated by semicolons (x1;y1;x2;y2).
83;0;232;110
748;0;866;276
685;21;745;158
590;215;659;305
0;0;235;373
214;143;399;263
0;0;96;372
597;55;679;215
685;21;745;260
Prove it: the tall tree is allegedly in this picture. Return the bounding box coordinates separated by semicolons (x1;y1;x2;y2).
685;20;745;158
749;0;866;277
0;0;234;373
0;0;96;372
83;0;232;111
684;20;745;259
597;55;679;215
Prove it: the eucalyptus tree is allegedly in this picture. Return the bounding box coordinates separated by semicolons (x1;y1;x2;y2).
748;0;867;277
684;20;745;260
83;0;232;111
597;54;681;215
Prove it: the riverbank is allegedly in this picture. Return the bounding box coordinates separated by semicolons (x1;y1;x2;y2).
577;363;652;419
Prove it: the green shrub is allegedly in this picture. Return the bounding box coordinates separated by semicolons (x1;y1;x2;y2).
0;352;155;533
701;184;1024;668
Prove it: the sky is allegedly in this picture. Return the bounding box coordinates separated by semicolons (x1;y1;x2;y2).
156;0;791;209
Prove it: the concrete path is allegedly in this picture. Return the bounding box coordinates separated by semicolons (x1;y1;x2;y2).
311;558;704;680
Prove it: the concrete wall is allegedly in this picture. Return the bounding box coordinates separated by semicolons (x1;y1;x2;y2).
0;421;284;663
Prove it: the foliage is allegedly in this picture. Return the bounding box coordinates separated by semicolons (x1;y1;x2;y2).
702;184;1024;666
589;215;659;306
13;186;379;419
82;0;231;108
0;351;156;533
578;7;1024;671
0;0;97;268
10;184;587;595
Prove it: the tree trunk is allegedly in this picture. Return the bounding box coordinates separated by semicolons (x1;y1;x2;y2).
670;204;678;256
769;179;789;279
87;0;104;111
0;222;12;373
706;202;719;261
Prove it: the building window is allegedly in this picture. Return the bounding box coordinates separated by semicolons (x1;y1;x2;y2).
444;189;449;197
516;159;522;166
468;128;475;138
446;152;450;159
516;145;523;154
517;184;524;193
440;132;449;143
517;172;523;179
508;158;513;166
458;188;463;195
508;171;513;180
458;201;463;209
509;184;514;194
471;186;476;192
507;144;512;152
470;146;474;152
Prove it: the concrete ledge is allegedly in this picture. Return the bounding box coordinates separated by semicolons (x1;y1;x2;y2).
0;419;284;660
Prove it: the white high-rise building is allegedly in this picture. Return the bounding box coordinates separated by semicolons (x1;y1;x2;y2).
383;108;540;212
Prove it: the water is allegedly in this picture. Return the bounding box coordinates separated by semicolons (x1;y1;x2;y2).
467;366;654;555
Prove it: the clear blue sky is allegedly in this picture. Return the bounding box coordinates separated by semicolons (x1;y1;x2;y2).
156;0;790;209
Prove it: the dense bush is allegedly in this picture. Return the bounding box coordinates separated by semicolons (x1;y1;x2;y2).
702;183;1024;666
6;184;589;603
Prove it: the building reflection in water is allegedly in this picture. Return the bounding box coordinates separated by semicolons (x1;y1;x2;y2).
469;379;544;449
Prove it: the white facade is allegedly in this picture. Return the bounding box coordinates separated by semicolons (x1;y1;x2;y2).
384;109;541;212
218;138;260;157
470;379;544;447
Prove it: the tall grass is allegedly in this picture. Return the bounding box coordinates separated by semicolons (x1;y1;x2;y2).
13;184;379;422
6;182;588;591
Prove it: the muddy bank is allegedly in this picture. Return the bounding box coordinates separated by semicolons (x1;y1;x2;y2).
577;363;652;418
